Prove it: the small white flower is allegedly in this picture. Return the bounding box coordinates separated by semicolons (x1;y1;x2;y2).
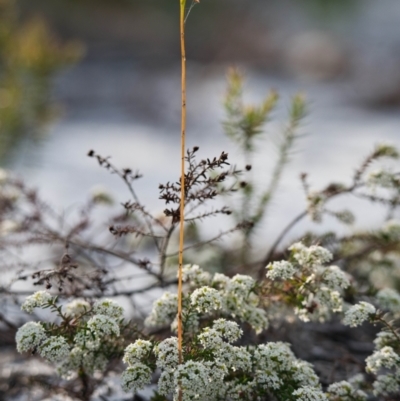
290;242;332;267
316;287;343;313
15;322;47;353
57;346;84;379
39;335;70;363
374;331;398;350
327;381;364;400
121;362;152;393
93;299;123;319
74;329;100;350
212;319;242;343
190;286;222;313
21;291;53;314
266;260;296;280
155;337;179;370
292;386;328;401
242;306;269;334
182;264;211;286
64;299;91;317
217;343;251;372
254;342;295;372
376;288;400;314
211;273;230;289
158;370;175;396
82;351;108;375
173;360;210;401
343;302;376;327
366;346;400;373
198;328;223;349
123;340;153;366
145;292;178;327
291;360;320;388
228;275;255;296
322;265;350;290
87;314;120;337
373;373;400;396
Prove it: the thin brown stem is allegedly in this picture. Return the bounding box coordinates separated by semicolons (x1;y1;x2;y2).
178;2;187;401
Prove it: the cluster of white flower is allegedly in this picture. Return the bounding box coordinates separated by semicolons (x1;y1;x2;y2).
366;334;400;397
327;380;367;401
376;288;400;315
182;264;211;286
21;291;53;314
266;260;296;280
373;331;398;350
17;293;126;380
144;292;178;327
190;286;222;313
123;340;152;365
221;274;268;333
289;242;333;268
64;299;91;317
292;386;328;401
212;318;242;343
145;266;267;334
267;243;350;322
366;346;400;373
74;328;101;350
39;336;70;363
342;302;376;327
87;314;120;337
120;363;152;393
373;373;400;396
322;265;351;290
93;298;124;319
173;360;211;401
15;322;47;353
154;337;179;370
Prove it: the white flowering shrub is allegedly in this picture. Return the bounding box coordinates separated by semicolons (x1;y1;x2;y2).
4;5;400;397
15;295;131;381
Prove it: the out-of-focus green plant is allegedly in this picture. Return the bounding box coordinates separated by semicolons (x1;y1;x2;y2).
0;0;83;164
223;68;306;266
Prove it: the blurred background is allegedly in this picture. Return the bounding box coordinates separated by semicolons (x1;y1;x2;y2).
1;0;400;239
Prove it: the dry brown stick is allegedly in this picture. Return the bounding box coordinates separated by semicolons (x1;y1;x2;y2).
177;1;187;401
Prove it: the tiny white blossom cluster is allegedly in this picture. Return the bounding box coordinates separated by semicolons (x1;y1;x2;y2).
376;288;400;315
342;302;376;327
16;294;126;379
266;260;296;280
122;319;324;400
365;331;400;397
145;265;268;334
327;380;367;401
144;292;178;327
266;243;351;322
289;242;333;267
21;290;53;314
64;299;91;317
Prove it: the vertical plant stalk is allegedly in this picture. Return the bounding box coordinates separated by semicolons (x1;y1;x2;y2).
178;1;187;398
